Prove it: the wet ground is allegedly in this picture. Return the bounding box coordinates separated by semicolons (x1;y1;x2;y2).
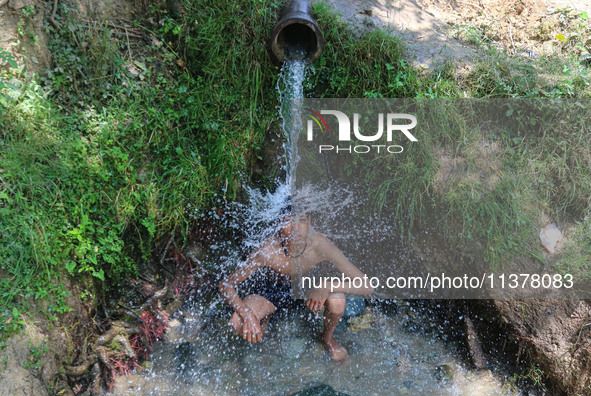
111;303;520;395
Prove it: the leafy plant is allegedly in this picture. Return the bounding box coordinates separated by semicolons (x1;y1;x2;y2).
0;48;19;101
23;342;49;370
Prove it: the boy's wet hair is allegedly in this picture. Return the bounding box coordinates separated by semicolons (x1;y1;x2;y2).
277;196;314;222
279;204;292;219
278;196;292;219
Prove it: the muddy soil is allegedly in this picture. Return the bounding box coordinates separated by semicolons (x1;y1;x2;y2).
326;0;477;67
476;299;591;395
0;280;89;396
0;0;52;74
419;0;590;57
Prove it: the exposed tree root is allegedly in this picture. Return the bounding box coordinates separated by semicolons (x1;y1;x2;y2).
50;0;59;30
64;231;211;393
464;314;487;369
64;285;175;393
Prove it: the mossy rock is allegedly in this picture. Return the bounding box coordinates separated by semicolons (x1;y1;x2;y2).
290;384;350;396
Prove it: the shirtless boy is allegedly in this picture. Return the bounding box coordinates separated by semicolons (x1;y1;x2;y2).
219;211;374;362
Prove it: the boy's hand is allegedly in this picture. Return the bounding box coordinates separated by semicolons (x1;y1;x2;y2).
306;287;329;312
240;307;263;342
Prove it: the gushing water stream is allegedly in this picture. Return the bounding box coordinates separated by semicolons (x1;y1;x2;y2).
277;58;307;190
111;60;521;396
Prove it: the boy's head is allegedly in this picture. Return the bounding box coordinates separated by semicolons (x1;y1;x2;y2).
279;212;311;242
276;198;311;242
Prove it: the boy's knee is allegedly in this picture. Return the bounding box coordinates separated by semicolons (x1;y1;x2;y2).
326;294;346;316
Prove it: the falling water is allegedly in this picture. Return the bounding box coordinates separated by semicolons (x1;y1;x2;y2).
277;57;307;190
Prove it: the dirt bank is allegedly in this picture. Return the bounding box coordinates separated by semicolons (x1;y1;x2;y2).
482;299;591;395
0;0;52;74
0;280;88;396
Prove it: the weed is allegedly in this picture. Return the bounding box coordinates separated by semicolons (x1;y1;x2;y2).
0;0;278;347
23;342;49;371
16;5;39;44
514;364;546;389
0;48;20;102
450;24;491;47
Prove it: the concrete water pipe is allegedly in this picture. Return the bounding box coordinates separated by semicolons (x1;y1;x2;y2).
269;0;324;63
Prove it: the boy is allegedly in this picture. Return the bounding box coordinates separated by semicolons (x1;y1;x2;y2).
219;210;373;361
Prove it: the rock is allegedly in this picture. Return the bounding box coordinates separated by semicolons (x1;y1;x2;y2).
184;242;206;264
142;361;153;370
290;384;350;396
343;298;365;318
174;342;199;374
0;319;65;396
284;337;309;359
164;298;183;315
8;0;34;10
434;364;456;384
464;315;487;369
539;223;562;254
347;308;373;331
0;366;48;396
165;319;184;343
478;299;591;394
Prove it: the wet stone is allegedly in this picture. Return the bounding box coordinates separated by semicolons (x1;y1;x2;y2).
284;337;309;359
141;360;153;370
290;384;351;396
420;350;438;363
434;364;455;384
297;365;327;383
239;379;264;395
384;329;396;343
174;342;200;375
344;299;365;318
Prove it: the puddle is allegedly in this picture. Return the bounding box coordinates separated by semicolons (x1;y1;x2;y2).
112;305;519;395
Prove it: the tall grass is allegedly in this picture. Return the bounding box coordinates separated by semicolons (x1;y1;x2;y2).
0;0;281;346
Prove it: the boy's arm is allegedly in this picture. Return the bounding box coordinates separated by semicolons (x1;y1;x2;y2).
218;250;265;342
305;234;374;312
317;235;374;295
219;258;261;315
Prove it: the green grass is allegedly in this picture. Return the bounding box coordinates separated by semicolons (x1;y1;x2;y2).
306;2;591;269
0;0;281;346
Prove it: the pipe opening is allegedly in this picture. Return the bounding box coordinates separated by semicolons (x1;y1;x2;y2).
269;0;324;64
276;23;318;60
